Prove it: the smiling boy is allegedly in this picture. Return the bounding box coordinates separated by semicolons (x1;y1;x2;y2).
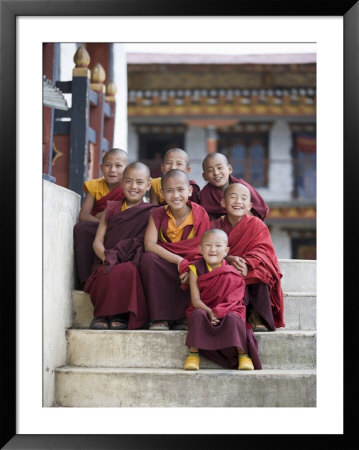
83;162;156;330
183;228;261;371
73;148;128;286
140;169;210;331
211;182;285;331
200;152;269;221
149;148;200;205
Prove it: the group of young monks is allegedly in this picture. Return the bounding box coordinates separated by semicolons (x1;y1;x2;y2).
73;147;285;371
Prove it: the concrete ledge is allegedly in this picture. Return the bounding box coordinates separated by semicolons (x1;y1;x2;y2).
279;259;316;293
66;329;316;370
55;367;316;407
72;290;316;330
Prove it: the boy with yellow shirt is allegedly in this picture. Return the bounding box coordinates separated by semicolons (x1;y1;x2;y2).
183;228;261;371
73;148;128;286
149;147;200;205
140;169;210;331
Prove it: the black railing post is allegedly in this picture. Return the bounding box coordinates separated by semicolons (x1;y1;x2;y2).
69;47;91;197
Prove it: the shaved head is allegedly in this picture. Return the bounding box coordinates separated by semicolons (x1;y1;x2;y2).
202;152;228;171
224;182;251;200
201;228;228;245
161;168;190;188
123;161;150;179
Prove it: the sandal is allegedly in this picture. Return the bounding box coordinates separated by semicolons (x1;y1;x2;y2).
248;310;268;332
148;320;169;331
89;316;109;330
172;317;188;330
109;315;128;330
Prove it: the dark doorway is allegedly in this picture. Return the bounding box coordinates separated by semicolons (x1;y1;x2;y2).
138;133;185;177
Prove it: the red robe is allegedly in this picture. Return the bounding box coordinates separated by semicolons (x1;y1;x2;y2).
185;258;261;369
186;258;246;320
83;200;157;329
139;202;210;321
211;214;285;328
151;201;211;270
199;174;269;220
90;184;125;216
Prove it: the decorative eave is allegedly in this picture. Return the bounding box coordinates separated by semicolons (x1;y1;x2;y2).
128;87;316;117
266;202;316;222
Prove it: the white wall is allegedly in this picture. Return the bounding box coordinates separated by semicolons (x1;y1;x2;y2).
185;126;207;189
258;119;293;201
43;180;80;406
112;43;128;151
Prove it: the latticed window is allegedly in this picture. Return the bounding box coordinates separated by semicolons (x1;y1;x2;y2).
217;131;269;188
293;133;316;200
290;124;316;201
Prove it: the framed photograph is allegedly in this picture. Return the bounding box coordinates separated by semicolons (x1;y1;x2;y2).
2;1;356;448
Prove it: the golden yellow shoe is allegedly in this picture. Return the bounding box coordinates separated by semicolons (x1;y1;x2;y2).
184;354;200;370
238;354;254;370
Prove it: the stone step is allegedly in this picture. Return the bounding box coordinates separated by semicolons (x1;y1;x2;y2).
279;259;316;293
72;290;316;330
66;329;316;370
55;366;316;407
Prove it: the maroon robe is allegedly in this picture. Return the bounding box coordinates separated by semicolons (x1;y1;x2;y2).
73;184;125;285
211;214;285;329
90;184;125;216
185;258;262;370
83;200;157;329
139;202;210;322
199;174;269;220
186;259;246;320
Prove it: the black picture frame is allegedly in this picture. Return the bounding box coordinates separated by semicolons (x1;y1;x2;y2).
1;1;356;448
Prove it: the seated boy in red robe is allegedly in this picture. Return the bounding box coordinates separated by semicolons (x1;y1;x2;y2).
140;169;210;331
184;228;261;371
211;182;285;331
200;152;269;221
73;148;128;286
83;162;156;330
149;147;200;205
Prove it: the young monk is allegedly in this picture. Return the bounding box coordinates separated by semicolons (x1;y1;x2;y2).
149;147;200;205
140;169;210;331
83;162;156;330
200;152;269;221
73;148;128;286
211;182;285;331
184;228;261;371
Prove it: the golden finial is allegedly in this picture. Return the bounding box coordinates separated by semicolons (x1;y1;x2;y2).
73;46;90;78
106;81;117;96
91;63;106;83
73;46;90;68
105;81;117;102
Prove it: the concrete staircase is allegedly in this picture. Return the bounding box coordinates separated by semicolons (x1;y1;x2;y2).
55;259;316;407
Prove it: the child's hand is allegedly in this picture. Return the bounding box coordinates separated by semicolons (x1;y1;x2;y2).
95;211;105;220
179;271;189;284
208;310;220;326
226;255;248;276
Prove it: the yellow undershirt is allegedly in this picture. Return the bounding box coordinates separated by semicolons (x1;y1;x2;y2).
151;177;165;203
189;261;222;277
160;205;194;242
84;177;109;201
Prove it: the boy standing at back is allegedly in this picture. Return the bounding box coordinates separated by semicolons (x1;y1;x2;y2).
200;152;269;221
73;148;128;286
211;182;285;332
149;148;200;205
140;169;210;331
